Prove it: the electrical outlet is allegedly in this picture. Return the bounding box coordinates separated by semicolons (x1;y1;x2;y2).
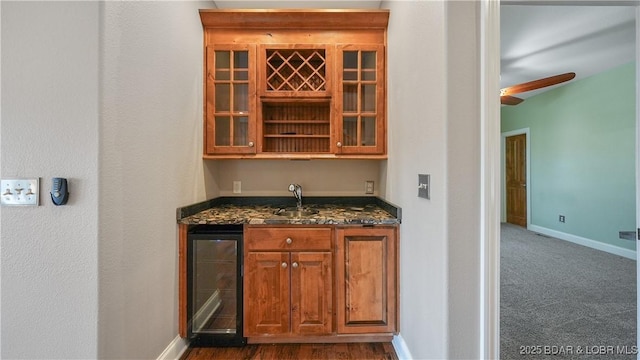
365;180;374;194
1;178;40;206
233;181;242;194
559;215;565;223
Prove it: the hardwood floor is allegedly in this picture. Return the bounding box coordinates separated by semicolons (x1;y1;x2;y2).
181;342;398;360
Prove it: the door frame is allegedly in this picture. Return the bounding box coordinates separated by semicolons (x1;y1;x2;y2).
482;1;639;359
635;6;640;360
501;128;531;228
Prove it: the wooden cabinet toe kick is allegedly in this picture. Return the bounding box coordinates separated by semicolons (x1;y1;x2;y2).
247;334;395;344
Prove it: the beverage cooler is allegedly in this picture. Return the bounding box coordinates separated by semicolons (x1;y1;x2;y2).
187;225;246;346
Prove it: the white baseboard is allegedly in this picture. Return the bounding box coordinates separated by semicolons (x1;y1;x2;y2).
528;225;636;260
392;334;413;360
157;335;189;360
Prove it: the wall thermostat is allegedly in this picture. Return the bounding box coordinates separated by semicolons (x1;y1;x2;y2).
51;177;69;206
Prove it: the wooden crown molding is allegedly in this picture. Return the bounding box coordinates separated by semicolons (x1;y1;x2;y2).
199;9;389;30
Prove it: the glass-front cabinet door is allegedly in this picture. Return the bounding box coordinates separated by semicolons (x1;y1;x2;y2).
205;45;256;155
335;45;385;155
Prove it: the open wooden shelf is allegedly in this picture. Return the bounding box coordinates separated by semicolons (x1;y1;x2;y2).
261;100;331;153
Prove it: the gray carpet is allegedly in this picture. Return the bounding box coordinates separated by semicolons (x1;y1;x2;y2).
501;223;637;359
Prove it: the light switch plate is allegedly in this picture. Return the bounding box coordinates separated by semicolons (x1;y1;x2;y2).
418;174;430;199
1;178;40;206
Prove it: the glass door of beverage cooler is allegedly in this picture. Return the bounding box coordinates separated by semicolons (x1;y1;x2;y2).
187;225;245;346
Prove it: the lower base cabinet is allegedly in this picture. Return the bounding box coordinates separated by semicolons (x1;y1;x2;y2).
243;225;398;341
335;226;398;334
244;227;333;337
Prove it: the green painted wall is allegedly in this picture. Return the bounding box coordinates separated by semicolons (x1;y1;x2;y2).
501;62;636;251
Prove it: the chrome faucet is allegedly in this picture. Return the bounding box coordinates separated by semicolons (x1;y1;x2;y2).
288;183;303;210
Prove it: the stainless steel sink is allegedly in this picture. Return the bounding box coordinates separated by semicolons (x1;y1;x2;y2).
273;208;319;218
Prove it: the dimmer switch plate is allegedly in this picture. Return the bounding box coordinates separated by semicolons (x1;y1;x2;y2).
418;174;430;199
1;178;40;206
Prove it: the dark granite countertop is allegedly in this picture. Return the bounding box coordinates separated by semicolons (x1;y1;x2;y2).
177;196;401;225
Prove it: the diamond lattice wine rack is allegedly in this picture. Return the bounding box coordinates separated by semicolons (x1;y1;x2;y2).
266;49;326;93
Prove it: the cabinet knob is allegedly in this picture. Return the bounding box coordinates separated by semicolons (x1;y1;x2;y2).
248;141;255;147
336;142;342;147
286;237;293;244
281;262;288;268
292;262;299;268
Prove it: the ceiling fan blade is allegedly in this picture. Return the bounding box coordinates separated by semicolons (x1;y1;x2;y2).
501;95;524;105
501;72;576;96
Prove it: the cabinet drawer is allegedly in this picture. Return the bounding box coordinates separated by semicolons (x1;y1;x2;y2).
246;227;331;251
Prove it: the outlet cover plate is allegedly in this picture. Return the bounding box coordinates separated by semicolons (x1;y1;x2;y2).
365;181;374;194
233;181;242;194
1;178;40;206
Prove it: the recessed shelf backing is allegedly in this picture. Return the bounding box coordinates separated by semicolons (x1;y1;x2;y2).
262;101;330;153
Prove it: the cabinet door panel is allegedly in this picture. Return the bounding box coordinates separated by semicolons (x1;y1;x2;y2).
205;44;257;155
346;240;385;322
291;252;333;335
334;45;385;155
336;227;397;334
244;252;290;335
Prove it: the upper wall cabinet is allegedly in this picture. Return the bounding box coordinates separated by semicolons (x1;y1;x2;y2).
336;45;385;155
205;44;257;155
199;9;389;159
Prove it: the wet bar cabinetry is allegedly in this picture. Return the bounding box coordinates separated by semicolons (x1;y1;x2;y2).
176;197;401;342
243;225;398;343
244;227;333;338
199;10;389;159
335;227;397;334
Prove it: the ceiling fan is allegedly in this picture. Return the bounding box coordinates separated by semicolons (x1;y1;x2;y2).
500;72;576;105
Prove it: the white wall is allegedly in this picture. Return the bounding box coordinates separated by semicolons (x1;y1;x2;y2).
98;1;210;358
2;1;212;358
384;1;449;358
445;2;482;358
384;1;482;358
213;160;382;197
1;2;100;358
